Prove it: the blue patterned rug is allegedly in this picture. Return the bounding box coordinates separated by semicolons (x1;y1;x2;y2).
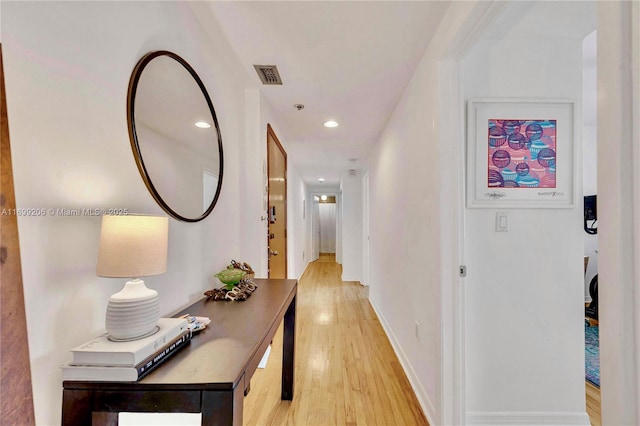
585;324;600;387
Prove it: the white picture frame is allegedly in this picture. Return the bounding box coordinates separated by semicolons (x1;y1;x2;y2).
466;98;576;208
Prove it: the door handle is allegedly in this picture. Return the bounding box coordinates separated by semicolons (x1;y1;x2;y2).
269;250;279;257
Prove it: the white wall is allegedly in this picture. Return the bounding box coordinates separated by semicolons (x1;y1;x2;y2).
1;2;296;424
361;171;370;286
365;3;485;422
287;163;308;278
462;8;590;425
340;170;363;282
367;2;594;424
240;87;268;277
336;189;343;264
366;18;445;426
310;197;320;262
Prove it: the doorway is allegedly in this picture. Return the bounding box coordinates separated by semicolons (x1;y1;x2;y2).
362;172;370;287
318;196;336;255
267;124;287;279
459;3;594;424
311;194;338;262
582;29;600;424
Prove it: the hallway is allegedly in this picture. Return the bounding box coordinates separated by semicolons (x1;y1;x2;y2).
243;257;428;425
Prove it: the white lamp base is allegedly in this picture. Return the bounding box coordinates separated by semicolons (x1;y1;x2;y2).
108;326;159;342
106;279;160;341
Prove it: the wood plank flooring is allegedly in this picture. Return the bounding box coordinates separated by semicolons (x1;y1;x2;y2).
586;381;601;426
243;255;428;425
245;255;600;425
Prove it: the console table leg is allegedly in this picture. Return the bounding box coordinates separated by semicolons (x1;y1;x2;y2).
201;375;244;426
282;294;296;400
62;389;93;426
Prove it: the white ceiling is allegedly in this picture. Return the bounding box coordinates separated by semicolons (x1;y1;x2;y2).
482;1;596;40
203;1;596;188
206;1;450;187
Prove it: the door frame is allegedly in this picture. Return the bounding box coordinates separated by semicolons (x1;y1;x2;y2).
436;2;508;424
442;2;639;424
362;172;370;286
309;192;339;260
0;43;36;425
311;198;320;261
597;2;640;423
266;124;288;278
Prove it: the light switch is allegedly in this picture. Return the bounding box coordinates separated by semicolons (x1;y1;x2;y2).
496;212;508;232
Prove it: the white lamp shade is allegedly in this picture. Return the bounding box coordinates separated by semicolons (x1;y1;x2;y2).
97;215;168;340
97;215;168;278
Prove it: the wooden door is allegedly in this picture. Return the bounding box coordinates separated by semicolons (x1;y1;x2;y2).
0;44;36;425
267;125;287;278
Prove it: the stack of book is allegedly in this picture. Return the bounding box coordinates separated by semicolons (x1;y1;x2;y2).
62;317;191;382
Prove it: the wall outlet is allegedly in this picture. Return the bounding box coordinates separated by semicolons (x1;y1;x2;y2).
414;321;420;340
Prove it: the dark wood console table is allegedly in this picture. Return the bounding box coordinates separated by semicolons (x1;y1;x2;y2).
62;278;297;426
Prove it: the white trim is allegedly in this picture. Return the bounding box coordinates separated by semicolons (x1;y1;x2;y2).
438;59;466;426
298;260;311;280
597;1;640;423
632;0;640;414
436;2;508;423
340;275;360;282
467;411;591;425
368;297;436;425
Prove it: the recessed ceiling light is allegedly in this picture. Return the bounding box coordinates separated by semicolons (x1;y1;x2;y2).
321;195;327;201
318;178;325;182
323;120;338;128
195;121;211;129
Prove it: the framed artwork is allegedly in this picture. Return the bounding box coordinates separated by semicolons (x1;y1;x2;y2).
466;99;576;208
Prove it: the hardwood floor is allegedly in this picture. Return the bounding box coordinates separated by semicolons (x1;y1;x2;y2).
316;253;336;262
586;381;601;426
243;256;428;425
244;257;601;425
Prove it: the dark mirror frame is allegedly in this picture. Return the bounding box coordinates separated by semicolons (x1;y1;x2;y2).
127;50;224;222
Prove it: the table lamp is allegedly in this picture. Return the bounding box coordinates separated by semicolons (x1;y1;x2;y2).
96;215;169;341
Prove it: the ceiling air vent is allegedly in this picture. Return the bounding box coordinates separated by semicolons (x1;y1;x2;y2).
253;65;283;85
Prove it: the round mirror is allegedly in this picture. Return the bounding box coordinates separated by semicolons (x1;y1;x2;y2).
127;51;223;222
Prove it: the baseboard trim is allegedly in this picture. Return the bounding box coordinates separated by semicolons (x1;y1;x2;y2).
341;275;361;282
298;261;311;280
467;411;591;425
368;297;437;425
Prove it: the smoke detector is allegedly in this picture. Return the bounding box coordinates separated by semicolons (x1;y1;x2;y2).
253;65;283;85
